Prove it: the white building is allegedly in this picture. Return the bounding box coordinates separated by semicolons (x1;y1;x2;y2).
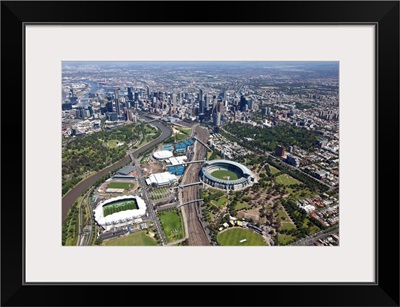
145;172;177;186
153;150;173;160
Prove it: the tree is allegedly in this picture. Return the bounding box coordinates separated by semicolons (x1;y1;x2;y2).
94;237;103;245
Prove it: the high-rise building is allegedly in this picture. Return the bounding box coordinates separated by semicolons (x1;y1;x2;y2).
69;89;78;105
106;101;113;112
275;145;286;157
127;87;134;101
286;154;300;167
213;112;221;126
199;89;205;114
107;112;118;121
115;98;120;115
114;89;120;115
114;89;119;100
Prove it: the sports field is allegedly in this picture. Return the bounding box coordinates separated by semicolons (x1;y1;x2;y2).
211;170;239;181
218;228;266;246
158;210;183;242
107;182;134;190
103;231;157;246
275;174;301;186
103;200;138;217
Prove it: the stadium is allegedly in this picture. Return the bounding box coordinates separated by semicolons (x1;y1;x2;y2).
199;159;255;190
94;195;147;228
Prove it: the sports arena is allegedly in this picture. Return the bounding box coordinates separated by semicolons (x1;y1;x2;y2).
94;195;147;228
199;159;255;190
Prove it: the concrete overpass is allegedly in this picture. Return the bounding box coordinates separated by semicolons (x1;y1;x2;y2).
172;181;202;189
177;199;203;208
193;136;212;151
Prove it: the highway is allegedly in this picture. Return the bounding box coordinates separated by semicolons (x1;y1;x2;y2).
62;118;172;222
180;125;210;246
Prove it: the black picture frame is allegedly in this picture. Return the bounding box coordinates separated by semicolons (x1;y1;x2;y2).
1;1;399;306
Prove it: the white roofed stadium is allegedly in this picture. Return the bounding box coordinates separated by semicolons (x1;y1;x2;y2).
199;159;256;191
153;150;173;160
94;195;147;228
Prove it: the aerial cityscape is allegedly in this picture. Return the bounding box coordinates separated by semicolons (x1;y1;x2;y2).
62;61;339;246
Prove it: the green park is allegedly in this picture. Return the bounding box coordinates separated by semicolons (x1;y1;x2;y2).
217;228;266;246
103;231;157;246
158;210;184;243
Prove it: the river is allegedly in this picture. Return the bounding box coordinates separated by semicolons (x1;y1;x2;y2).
62;119;172;221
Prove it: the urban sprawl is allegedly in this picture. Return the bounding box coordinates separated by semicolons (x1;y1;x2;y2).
62;62;339;247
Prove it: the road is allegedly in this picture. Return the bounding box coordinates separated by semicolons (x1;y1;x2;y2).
181;125;210;246
130;154;167;245
289;226;339;246
77;187;95;246
62;119;172;222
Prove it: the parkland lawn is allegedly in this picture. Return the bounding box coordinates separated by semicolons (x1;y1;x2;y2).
275;174;301;186
218;228;266;246
103;231;157;246
158;210;184;242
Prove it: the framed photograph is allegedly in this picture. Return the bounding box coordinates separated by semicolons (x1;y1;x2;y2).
1;1;399;306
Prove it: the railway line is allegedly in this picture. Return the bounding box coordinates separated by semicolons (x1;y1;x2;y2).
181;125;210;246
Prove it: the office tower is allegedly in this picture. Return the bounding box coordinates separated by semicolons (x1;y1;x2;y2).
69;89;78;105
106;101;113;112
261;107;268;115
127;87;134;101
115;98;120;115
275;145;286;157
248;98;253;110
204;94;211;112
199;89;205;114
114;89;120;115
213;112;221;126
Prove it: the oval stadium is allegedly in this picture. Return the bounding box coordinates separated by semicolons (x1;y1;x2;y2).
94;195;147;229
199;159;255;190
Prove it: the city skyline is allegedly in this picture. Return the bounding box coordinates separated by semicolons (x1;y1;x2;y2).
62;61;339;247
